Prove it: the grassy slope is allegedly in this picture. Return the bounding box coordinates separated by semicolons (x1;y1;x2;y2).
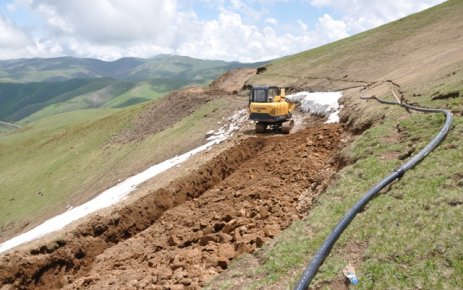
0;78;115;122
21;77;212;122
210;1;463;289
0;97;233;240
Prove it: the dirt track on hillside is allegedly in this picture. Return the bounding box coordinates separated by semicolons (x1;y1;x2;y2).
0;122;344;289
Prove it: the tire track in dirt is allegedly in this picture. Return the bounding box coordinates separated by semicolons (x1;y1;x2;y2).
0;124;345;289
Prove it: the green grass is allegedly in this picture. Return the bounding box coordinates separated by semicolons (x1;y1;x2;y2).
0;78;116;122
0;108;134;234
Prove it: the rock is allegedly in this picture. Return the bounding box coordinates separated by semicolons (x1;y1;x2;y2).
170;254;186;270
148;261;156;268
217;232;232;243
242;233;257;244
249;211;259;218
221;214;233;223
199;234;218;246
233;228;242;242
180;278;193;285
217;256;229;269
238;208;246;217
173;268;188;281
204;244;217;252
188;230;203;243
155;267;173;280
218;243;235;259
263;224;280;238
256;236;267;248
204;255;218;267
222;219;238;234
183;248;200;259
213;222;225;232
199;221;208;229
235;242;251;255
92;222;108;236
259;207;269;219
203;225;214;235
168;235;182;246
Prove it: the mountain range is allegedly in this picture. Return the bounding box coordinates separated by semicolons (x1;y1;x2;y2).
0;54;264;122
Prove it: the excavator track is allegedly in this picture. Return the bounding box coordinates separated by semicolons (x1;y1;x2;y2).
281;120;294;134
255;122;267;133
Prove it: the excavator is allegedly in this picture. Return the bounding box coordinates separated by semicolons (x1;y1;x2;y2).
248;86;295;134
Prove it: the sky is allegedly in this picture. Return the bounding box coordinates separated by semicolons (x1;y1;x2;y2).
0;0;446;62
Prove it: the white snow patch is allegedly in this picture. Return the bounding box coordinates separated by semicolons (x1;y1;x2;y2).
206;109;248;141
0;109;248;254
286;91;343;123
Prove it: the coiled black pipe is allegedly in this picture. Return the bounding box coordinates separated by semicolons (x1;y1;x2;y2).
294;96;453;290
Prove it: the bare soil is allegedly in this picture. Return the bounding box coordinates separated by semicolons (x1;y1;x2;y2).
0;122;345;289
112;68;257;144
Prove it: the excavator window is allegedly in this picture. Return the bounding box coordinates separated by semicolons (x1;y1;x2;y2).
253;89;267;102
250;87;280;103
268;87;278;101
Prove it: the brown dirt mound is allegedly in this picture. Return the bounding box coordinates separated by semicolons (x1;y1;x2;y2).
0;124;344;289
209;68;257;93
113;68;257;144
111;87;215;143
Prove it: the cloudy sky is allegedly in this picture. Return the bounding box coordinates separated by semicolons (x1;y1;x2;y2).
0;0;445;62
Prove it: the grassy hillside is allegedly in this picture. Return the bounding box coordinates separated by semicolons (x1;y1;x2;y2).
0;78;115;122
210;1;463;289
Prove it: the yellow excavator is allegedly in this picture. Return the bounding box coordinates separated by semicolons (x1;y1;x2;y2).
248;86;295;134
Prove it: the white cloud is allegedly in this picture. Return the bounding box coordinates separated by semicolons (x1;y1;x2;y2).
32;0;178;44
297;19;308;31
310;0;446;33
265;17;278;26
316;14;349;41
0;15;32;58
0;0;447;62
175;11;315;62
230;0;245;10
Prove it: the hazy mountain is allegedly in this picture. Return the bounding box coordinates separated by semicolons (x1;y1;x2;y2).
0;54;264;83
0;55;265;122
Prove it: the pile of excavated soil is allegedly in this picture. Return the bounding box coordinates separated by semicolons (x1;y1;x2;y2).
209;68;257;93
111;87;216;143
112;68;257;144
0;124;344;289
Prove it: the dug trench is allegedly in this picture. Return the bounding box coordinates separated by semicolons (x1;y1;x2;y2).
0;124;345;289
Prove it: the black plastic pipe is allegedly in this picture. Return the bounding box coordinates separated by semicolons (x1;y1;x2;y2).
294;96;453;290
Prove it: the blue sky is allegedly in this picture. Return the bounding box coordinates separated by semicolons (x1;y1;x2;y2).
0;0;445;61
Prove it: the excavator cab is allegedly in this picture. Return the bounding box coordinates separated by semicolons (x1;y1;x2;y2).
249;86;280;103
248;86;295;134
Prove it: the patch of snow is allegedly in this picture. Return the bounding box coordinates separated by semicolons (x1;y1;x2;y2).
0;109;248;254
206;109;248;141
286;92;343;123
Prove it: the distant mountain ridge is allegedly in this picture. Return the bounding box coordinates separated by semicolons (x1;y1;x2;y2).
0;55;264;122
0;55;264;83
